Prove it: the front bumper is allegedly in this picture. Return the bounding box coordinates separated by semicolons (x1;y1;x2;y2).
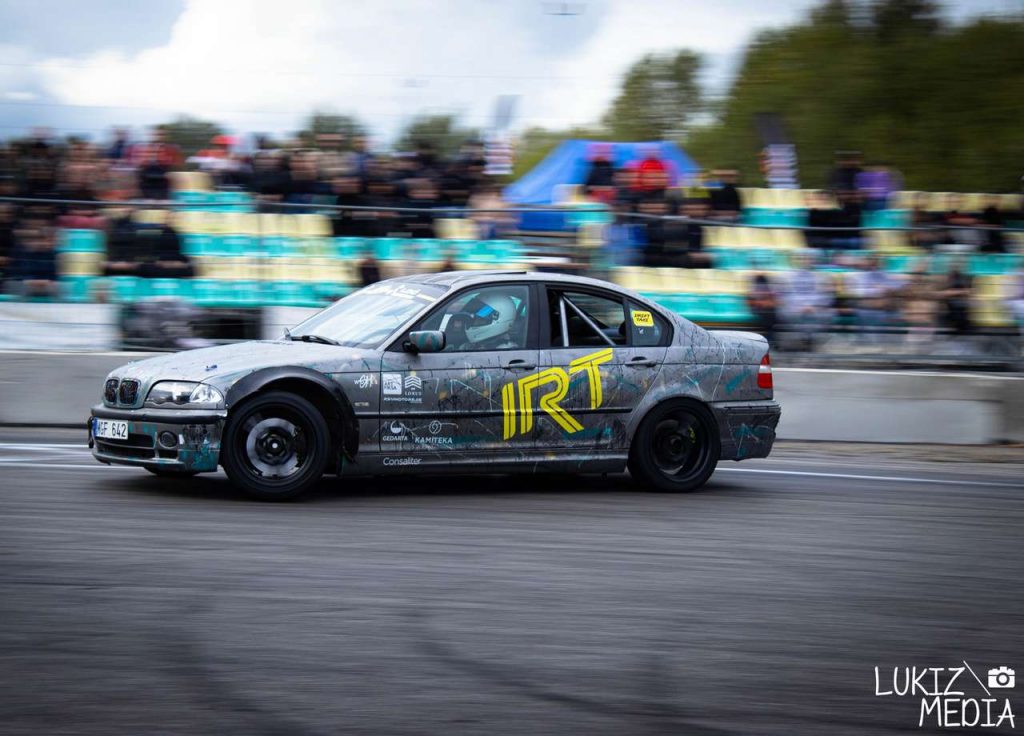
89;404;226;472
712;400;782;461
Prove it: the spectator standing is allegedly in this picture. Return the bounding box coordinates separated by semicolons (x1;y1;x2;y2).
747;273;779;344
131;128;182;200
939;264;972;335
855;163;902;211
855;256;900;340
708;169;743;220
9;223;58;297
781;254;834;350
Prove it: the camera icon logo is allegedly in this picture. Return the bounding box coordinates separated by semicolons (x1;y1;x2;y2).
988;666;1015;689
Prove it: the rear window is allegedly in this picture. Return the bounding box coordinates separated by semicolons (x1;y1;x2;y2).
628;301;669;347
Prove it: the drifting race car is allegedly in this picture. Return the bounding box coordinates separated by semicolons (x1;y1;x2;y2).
90;271;781;499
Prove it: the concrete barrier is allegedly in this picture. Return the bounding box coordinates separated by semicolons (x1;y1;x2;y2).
1;350;1021;443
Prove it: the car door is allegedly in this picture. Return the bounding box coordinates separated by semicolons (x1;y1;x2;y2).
379;282;539;456
532;286;668;450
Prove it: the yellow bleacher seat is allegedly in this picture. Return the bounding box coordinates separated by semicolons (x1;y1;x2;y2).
737;227;773;249
775;189;808;209
746;188;779;208
297;214;332;238
997;194;1022;212
132;208;169;226
58;252;103;277
614;266;644;292
868;229;916;254
168;171;212;192
927;192;952;212
707;270;747;295
258;214;284;237
771;228;807;250
223;213;260;236
892;191;918;210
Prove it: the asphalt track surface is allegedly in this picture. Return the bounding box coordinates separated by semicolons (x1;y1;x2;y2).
1;430;1022;735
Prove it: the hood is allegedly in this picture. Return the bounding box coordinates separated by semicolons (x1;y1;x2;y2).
106;340;381;403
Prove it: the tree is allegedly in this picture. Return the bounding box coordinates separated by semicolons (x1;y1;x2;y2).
394;114;480;158
684;0;1024;192
601;51;703;141
298;111;367;146
156;116;223;158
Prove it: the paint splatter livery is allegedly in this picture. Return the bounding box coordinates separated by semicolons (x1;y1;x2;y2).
89;271;781;499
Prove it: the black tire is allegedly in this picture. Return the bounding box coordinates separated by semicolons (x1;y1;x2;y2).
221;390;331;501
628;399;720;492
146;467;198;478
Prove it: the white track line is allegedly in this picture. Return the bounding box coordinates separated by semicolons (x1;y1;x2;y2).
0;443;1018;488
716;467;1021;488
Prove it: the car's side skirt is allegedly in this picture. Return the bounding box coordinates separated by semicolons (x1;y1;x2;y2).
339;450;628;477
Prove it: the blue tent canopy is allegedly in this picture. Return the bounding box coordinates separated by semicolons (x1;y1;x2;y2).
504;139;701;205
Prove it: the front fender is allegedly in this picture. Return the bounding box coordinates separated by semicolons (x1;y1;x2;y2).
225;366;360;460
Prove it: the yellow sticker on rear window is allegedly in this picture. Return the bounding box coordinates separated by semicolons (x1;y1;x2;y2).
632;310;654;327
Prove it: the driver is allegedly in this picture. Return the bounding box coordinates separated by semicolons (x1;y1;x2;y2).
444;291;520;351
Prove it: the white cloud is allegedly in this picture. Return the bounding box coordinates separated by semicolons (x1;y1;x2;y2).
21;0;1018;142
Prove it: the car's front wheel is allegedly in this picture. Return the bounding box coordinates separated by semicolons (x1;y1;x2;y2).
221;390;331;500
628;400;720;492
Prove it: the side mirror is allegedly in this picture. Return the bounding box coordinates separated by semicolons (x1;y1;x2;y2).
404;330;445;354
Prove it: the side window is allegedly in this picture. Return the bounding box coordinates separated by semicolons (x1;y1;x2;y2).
416;285;530;352
548;290;627;347
628;301;668;347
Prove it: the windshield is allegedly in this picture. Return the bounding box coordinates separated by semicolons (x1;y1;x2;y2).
288;281;447;348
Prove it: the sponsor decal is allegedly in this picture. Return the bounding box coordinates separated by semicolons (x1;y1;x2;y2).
355;373;377;390
382;373;402;395
381;372;424;404
873;662;1016;729
363;283;437;303
383;420;408;442
428;420;443;435
383;456;421;466
501;348;612;440
632;310;654;327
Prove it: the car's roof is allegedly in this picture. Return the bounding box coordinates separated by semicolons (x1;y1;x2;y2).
397;270;630;292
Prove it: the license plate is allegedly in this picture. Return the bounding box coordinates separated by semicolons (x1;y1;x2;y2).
93;419;129;441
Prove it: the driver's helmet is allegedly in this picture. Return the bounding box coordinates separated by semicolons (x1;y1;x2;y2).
460;291;518;346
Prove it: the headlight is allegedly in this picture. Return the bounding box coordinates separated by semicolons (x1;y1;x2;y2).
145;381;224;409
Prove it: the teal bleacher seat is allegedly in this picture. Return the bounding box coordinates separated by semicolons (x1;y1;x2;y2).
709;249;750;270
708;294;754;324
221;234;256;256
405;238;445;262
883;255;920;273
371;238;405;261
106;276;141;303
269;281;322;307
172;190;214;208
863;209;911;229
148;278;191;300
58;229;105;253
742;209;808;227
334;237;367;260
748;249;790;270
59;276;96;303
968;253;1019;276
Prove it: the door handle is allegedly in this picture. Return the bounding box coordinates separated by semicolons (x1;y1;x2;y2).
628;356;657;368
503;359;536;371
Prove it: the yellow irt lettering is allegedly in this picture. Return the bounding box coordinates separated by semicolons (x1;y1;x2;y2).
568;348;612;410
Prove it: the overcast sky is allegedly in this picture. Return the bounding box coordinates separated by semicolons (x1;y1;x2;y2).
0;0;1016;145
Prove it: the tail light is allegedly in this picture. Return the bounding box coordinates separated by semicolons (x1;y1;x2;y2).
757;352;773;390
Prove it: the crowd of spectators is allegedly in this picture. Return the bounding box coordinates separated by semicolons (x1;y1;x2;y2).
0;126;501;296
0;127;1021;350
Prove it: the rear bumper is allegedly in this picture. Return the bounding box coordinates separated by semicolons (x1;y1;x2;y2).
712;400;781;461
88;404;225;472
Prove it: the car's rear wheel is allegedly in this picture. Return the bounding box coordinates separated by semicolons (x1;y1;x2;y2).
145;467;198;478
628;400;720;492
221;390;330;500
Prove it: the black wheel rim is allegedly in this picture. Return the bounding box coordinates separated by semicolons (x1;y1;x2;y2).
651;409;710;482
236;404;312;484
